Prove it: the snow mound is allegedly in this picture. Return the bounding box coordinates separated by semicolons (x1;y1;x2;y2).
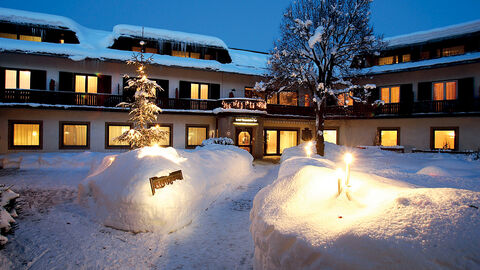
251;148;480;269
79;145;253;233
416;165;453;177
201;137;234;146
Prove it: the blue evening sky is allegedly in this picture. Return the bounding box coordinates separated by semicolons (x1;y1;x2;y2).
1;0;479;52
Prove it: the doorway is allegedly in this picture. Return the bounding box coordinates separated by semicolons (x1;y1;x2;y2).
236;128;253;153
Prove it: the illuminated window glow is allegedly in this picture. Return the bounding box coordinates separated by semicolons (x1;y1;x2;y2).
265;130;278;154
338;92;354;106
380;86;400;103
190;83;209;100
402;54;411;62
187;126;207;147
434;130;456;150
0;33;17;40
63;124;88;146
108;125;130;146
152;125;171;146
75;75;98;93
433;81;457;101
265;129;298;155
279;91;298;106
279;131;297;154
5;69;17;89
13;124;40;146
442;45;464;57
324;129;337;144
378;56;395;65
19;35;41;42
380;130;398;146
5;70;31;90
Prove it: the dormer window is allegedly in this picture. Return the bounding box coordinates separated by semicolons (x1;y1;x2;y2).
0;22;79;44
172;50;200;59
378;56;396;66
441;45;464;57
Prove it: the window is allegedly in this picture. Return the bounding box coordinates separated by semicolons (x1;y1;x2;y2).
338;92;354;106
0;33;41;42
8;120;42;149
264;129;298;155
105;123;131;148
433;81;457;101
267;91;299;106
4;69;31;89
75;75;98;93
172;50;200;59
324;129;338;145
431;127;458;150
150;124;173;147
60;122;89;149
378;56;395;66
0;33;17;40
442;45;464;57
186;125;208;148
190;83;209;100
378;128;399;146
420;51;430;60
245;87;254;98
380;86;400;103
402;54;411;63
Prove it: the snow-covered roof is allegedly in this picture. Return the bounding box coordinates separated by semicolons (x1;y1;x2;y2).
113;24;228;49
385;19;480;48
0;8;267;76
358;51;480;75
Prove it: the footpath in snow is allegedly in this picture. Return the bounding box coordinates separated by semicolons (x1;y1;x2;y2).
250;143;480;270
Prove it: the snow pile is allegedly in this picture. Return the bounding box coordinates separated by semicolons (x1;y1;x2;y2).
0;186;19;245
201;137;234;146
250;144;480;269
79;145;254;233
416;166;452;177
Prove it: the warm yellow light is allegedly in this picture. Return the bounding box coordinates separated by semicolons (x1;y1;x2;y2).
344;153;353;164
152;143;159;148
305;141;313;157
32;131;38;137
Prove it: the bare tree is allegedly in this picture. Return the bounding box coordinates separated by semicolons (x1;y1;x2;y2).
258;0;380;156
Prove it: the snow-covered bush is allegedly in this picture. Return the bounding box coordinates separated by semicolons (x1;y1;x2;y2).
250;144;480;269
0;185;19;245
79;145;254;233
201;137;234;146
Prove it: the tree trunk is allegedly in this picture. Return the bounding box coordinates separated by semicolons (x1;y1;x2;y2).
315;100;326;156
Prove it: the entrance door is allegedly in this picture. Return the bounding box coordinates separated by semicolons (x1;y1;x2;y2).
237;128;253;153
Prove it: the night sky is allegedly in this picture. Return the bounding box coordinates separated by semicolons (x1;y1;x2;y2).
1;0;479;52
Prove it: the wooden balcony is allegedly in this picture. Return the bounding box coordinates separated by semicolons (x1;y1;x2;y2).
1;89;478;117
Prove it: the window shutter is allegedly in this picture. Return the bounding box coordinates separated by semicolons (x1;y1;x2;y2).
368;87;379;103
209;83;220;99
458;77;474;106
0;67;5;91
97;75;112;94
179;81;190;98
156;79;169;98
59;72;74;91
400;84;413;103
30;70;47;90
417;82;432;101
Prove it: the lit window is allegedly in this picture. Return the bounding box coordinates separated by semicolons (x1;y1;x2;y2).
5;70;31;89
433;129;456;150
172;50;189;58
279;91;298;106
267;94;278;104
378;56;395;65
107;125;131;147
379;129;398;146
5;69;17;89
75;75;98;93
204;54;212;60
265;130;278;154
187;126;207;148
304;94;311;107
380;86;400;103
190;52;200;59
0;33;17;40
19;35;41;42
11;123;41;147
442;45;464;57
279;131;298;154
151;125;171;146
190;83;209;100
145;48;158;54
132;46;142;52
62;123;89;147
245;87;254;98
324;129;337;144
433;81;457;101
402;54;411;62
338;92;354;106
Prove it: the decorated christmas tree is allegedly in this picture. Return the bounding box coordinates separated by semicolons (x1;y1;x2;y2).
116;44;167;148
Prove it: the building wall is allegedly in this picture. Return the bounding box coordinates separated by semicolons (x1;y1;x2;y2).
326;116;480;151
0;53;261;98
0;108;216;153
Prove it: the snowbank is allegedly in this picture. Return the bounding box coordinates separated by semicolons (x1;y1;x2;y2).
79;145;254;233
250;145;480;269
0;187;19;245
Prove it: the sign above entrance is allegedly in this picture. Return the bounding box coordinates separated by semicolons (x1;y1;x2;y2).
233;117;258;126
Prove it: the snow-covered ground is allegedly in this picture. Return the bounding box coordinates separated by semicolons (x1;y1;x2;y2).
251;143;480;269
1;145;479;269
0;150;278;269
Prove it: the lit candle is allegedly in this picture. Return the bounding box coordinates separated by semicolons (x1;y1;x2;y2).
344;153;353;187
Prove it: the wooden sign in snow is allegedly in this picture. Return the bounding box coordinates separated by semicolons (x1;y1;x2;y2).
149;170;183;195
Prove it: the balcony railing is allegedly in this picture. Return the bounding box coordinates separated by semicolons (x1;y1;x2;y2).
1;89;479;117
